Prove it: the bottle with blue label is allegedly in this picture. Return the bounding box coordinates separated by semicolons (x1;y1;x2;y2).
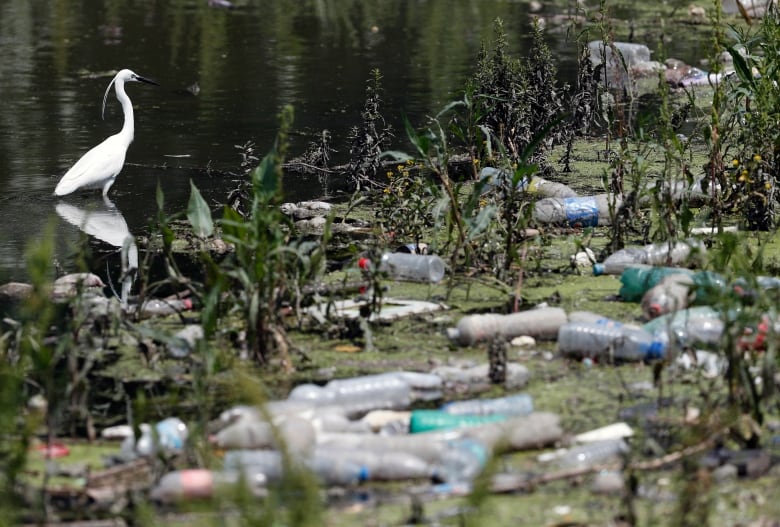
534;194;618;228
558;321;666;361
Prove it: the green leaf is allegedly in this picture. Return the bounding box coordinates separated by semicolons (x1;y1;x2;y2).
403;114;428;157
466;204;497;239
728;46;756;89
252;153;278;197
187;180;214;238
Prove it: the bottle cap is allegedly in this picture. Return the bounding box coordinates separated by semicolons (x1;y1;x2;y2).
593;263;605;276
358;257;371;270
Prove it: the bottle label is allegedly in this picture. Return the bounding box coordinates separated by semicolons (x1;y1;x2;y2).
563;197;599;227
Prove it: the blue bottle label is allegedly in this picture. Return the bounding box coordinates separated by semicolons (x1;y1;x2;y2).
563;197;599;227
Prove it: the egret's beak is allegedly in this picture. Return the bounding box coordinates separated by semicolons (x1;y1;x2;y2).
136;75;160;86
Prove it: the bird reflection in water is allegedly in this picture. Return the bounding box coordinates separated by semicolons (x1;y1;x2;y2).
55;196;138;306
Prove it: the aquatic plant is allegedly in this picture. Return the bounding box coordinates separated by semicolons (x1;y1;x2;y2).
200;105;328;368
346;69;394;191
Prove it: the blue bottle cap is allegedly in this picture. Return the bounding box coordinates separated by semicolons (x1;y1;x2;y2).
643;341;666;360
593;263;605;276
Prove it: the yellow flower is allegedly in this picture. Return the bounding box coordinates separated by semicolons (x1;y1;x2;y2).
406;159;413;165
738;174;747;183
473;158;480;165
753;154;762;162
741;169;749;178
397;164;404;171
765;182;772;190
479;199;487;207
383;187;391;194
386;171;394;178
732;159;740;168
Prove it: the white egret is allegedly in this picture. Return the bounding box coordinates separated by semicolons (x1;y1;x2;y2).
54;69;158;197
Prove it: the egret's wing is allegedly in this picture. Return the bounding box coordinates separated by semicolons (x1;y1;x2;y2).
55;135;127;195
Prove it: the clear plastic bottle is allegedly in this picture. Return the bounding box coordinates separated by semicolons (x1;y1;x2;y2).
287;372;441;417
133;297;194;318
409;410;506;433
594;239;706;276
479;167;577;198
222;450;285;482
534;194;618;228
549;438;629;470
360;253;445;283
441;393;534;417
557;321;666;361
306;449;369;486
447;307;568;346
310;447;432;481
432;439;489;483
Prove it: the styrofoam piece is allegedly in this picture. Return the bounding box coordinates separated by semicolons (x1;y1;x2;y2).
574;422;634;443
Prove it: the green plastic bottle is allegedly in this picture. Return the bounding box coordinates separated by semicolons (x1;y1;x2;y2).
409;410;506;433
619;266;695;302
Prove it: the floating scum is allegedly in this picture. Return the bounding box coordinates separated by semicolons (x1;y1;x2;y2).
54;69;159;197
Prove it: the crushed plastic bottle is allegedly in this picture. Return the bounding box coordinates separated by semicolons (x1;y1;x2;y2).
641;274;695;319
287;372;442;417
441;393;534;417
593;239;706;276
130;297;194;318
558;321;666;361
447;307;568;346
432;439;490;483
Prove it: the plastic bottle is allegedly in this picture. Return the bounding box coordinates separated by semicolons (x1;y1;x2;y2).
640;274;694;319
133;297;194;318
447;306;568;346
409;410;507;433
557;321;666;361
479;167;578;198
588;41;651;67
287;372;442;417
432;439;490;483
533;194;619;228
441;393;534;417
309;447;432;481
549;438;629;470
150;469;267;503
360;253;445;283
593;239;706;276
222;450;285;481
306;449;370;486
619;266;724;303
121;417;188;458
212;415;316;453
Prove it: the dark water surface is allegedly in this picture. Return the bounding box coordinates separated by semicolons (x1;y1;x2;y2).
0;0;706;283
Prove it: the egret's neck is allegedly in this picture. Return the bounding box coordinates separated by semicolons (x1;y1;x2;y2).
115;81;135;143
